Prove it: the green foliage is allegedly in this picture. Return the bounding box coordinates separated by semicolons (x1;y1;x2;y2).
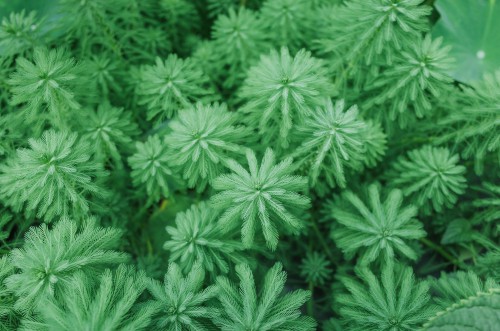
365;34;454;127
166;102;250;191
211;7;269;86
0;10;43;57
163;202;250;275
422;289;500;331
440;219;473;245
387;146;467;213
128;135;180;204
0;130;109;222
147;261;218;330
0;56;12;107
206;0;240;17
54;0;126;51
241;47;333;147
331;184;426;264
0;213;12;245
293;99;367;188
259;0;310;51
21;265;155;331
431;271;499;309
432;0;500;82
87;54;122;97
473;182;500;224
0;256;18;330
8;47;84;123
318;0;431;82
362;120;387;168
300;251;332;285
214;263;316;330
437;70;500;174
136;55;211;123
211;148;310;250
476;250;500;282
338;262;436;330
0;1;498;330
158;0;199;51
77;103;139;165
4;218;127;313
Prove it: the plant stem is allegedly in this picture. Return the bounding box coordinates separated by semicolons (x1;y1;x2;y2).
307;281;314;316
419;237;468;269
310;218;336;264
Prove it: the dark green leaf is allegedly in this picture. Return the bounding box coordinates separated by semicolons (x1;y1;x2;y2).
441;219;472;244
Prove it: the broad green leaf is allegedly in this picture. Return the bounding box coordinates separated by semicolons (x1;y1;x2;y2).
0;0;58;19
422;289;500;331
433;0;500;82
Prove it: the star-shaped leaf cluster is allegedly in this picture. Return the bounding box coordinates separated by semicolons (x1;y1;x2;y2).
211;148;310;250
214;263;316;331
331;183;426;264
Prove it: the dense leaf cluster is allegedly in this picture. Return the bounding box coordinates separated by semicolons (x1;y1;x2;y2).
0;0;499;330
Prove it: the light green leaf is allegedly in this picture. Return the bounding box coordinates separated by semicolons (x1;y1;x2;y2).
422;289;500;331
433;0;500;82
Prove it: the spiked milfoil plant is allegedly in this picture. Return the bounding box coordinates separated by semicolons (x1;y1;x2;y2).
166;102;250;191
318;0;431;82
211;148;310;250
136;54;211;123
20;265;155;331
128;135;181;204
147;262;218;330
240;47;333;147
163;202;250;274
87;53;122;97
293;98;367;188
214;263;316;331
0;1;497;330
365;35;454;127
387;145;467;213
54;0;127;52
300;251;332;286
259;0;311;51
78;103;139;165
437;70;500;174
4;219;127;313
211;7;269;87
338;262;437;330
0;130;109;222
331;183;426;265
7;47;84;124
0;10;43;57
